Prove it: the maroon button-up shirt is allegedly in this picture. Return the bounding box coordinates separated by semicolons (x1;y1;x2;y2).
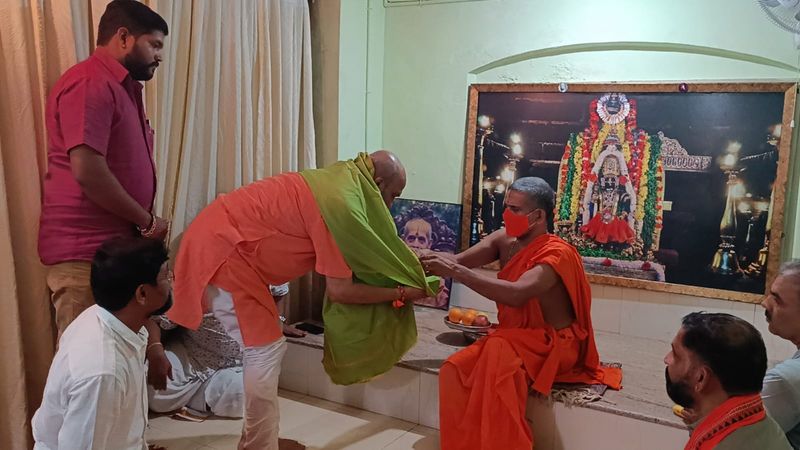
38;47;157;264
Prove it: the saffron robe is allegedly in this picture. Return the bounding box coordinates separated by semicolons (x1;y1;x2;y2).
686;394;790;450
439;234;622;450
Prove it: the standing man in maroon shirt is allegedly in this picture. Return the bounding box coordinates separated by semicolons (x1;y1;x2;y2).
39;0;170;339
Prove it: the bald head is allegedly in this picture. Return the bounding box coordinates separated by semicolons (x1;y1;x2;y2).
370;150;407;207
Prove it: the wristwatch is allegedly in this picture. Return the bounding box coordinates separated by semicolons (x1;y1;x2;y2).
279;315;287;323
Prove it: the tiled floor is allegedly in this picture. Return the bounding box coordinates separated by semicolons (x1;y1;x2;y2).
146;390;440;450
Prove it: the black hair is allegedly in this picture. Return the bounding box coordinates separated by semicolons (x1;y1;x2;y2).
96;0;168;46
91;236;168;312
680;312;767;396
509;177;555;232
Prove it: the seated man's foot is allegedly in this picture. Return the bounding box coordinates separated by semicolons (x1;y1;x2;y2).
283;323;307;338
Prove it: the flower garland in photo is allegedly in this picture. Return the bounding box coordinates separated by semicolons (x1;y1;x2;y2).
640;135;664;256
635;137;651;228
570;134;584;221
556;134;580;221
618;122;632;163
590;125;612;161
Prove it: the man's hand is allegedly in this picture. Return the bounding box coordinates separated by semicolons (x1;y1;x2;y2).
283;323;307;338
675;406;699;426
404;286;428;301
411;248;433;258
146;345;173;391
148;216;170;241
419;252;458;277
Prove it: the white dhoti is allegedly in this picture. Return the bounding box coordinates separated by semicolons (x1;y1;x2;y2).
208;285;288;450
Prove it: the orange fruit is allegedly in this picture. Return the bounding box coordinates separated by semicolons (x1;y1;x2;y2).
461;310;478;326
448;308;464;324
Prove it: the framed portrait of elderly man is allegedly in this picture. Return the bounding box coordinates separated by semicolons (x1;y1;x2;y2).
461;83;796;303
391;198;462;309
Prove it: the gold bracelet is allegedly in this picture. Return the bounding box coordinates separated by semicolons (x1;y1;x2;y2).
146;342;163;352
138;214;157;237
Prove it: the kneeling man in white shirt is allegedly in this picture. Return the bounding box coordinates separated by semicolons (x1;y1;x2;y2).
33;236;173;450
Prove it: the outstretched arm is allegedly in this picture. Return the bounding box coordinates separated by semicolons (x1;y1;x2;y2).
420;253;559;307
453;229;504;268
412;229;502;268
325;276;428;305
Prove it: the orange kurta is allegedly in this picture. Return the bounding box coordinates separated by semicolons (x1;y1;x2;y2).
168;172;352;347
439;234;622;450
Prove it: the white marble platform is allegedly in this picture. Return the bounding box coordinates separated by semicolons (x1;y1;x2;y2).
279;306;694;450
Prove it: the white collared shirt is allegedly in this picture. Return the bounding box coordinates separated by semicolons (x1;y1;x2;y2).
33;305;149;450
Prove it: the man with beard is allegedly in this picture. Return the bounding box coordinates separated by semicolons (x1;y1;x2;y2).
32;237;173;449
664;312;790;450
38;0;170;340
760;260;800;449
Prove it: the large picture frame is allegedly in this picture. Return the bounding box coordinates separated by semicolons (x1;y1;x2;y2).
461;83;796;303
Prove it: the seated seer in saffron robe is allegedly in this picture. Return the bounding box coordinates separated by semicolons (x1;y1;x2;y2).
420;177;623;450
169;151;431;450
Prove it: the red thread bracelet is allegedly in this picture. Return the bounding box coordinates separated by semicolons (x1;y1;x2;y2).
392;286;406;308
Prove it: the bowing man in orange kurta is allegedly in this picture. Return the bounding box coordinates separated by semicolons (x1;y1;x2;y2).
168;151;428;450
420;177;622;450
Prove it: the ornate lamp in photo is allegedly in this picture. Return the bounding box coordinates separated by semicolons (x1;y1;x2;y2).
500;164;515;185
507;132;523;181
480;177;504;235
473;115;494;239
743;198;771;278
743;123;780;279
710;144;744;277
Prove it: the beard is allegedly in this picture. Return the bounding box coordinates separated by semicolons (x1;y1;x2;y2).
124;45;158;81
665;367;696;409
151;292;173;317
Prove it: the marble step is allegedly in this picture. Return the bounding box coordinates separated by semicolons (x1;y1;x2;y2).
278;307;690;450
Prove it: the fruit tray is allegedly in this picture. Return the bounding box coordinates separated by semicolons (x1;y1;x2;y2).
443;316;494;334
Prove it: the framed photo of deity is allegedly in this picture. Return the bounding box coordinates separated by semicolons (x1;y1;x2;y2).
391;198;462;309
461;83;796;303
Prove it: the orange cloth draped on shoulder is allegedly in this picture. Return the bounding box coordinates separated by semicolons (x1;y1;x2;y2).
439;234;622;450
684;394;766;450
168;172;352;347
